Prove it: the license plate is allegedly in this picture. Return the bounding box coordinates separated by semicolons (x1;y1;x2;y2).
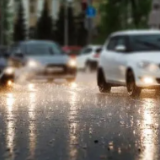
47;67;63;72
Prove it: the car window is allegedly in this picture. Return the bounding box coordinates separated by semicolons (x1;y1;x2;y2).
95;48;102;53
129;34;160;52
26;44;51;56
116;37;126;46
107;37;117;50
50;43;64;55
107;36;128;52
81;48;92;54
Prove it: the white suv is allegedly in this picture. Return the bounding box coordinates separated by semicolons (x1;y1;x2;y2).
97;30;160;97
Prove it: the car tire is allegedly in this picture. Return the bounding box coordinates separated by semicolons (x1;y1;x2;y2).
97;68;111;93
126;70;141;97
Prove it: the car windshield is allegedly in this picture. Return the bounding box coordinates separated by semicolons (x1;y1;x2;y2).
130;34;160;51
26;42;63;56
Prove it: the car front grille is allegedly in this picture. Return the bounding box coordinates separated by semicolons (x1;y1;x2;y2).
44;64;67;75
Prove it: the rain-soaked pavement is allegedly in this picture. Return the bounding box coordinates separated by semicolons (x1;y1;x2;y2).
0;72;160;160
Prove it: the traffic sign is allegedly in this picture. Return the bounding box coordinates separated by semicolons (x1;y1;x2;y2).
86;6;96;18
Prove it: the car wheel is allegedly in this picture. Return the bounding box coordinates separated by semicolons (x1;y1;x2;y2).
97;68;111;93
127;70;141;97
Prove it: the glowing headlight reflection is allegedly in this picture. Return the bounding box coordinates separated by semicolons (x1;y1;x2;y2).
27;60;38;68
7;80;13;87
143;77;154;84
28;84;35;91
68;59;76;67
5;67;14;74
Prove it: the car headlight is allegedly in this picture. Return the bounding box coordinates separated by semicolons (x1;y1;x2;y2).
27;60;38;68
4;67;14;74
68;59;76;67
137;61;159;71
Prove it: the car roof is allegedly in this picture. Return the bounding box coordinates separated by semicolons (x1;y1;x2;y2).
86;45;102;49
15;40;55;45
111;30;160;37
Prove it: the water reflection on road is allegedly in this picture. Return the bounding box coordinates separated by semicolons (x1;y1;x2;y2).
6;93;15;160
68;88;78;160
28;93;36;159
0;73;160;160
140;98;158;160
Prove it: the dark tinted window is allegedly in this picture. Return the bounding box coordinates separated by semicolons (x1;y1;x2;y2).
107;37;117;50
116;37;126;46
26;42;63;55
81;48;92;54
95;48;102;53
129;34;160;52
27;44;50;55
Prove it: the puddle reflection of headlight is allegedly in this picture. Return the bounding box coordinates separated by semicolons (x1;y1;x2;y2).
5;67;14;75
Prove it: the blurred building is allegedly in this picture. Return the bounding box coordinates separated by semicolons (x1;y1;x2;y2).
149;0;160;29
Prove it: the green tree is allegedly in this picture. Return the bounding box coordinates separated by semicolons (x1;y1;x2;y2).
98;0;152;43
36;0;53;40
129;0;151;28
0;0;14;45
55;5;65;45
13;1;26;42
100;0;124;36
55;4;76;45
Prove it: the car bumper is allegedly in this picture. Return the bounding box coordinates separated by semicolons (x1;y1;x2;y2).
27;67;77;80
135;70;160;88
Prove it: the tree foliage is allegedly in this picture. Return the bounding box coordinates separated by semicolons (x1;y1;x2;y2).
99;0;152;39
54;5;65;45
0;0;15;45
36;0;53;40
13;1;26;42
55;4;76;46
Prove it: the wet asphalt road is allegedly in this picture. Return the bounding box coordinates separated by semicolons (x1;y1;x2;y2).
0;72;160;160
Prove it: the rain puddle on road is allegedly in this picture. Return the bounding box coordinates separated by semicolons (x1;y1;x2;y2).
0;73;159;160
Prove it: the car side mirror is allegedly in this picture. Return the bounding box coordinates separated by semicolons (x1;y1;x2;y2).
115;45;126;52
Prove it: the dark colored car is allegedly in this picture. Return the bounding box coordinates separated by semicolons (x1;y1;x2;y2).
9;40;77;82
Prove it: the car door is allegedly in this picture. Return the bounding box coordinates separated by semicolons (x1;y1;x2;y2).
113;36;128;84
103;36;118;82
77;47;92;69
